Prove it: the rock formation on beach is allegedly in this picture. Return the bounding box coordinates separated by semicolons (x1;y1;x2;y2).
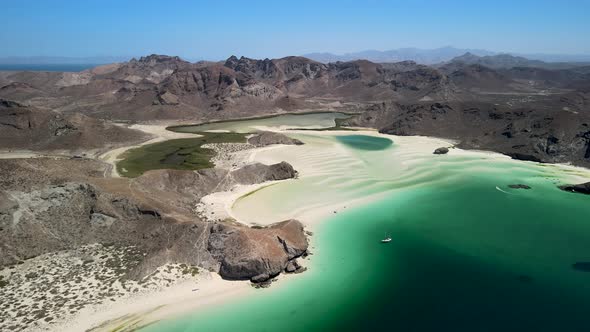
208;219;308;282
558;181;590;195
433;147;449;154
247;131;304;147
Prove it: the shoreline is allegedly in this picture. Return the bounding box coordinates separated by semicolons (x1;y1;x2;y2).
58;272;255;332
111;128;590;330
7;125;590;331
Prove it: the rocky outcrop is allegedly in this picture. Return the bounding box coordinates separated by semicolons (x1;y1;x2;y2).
433;147;449;154
506;153;543;163
508;184;531;189
208;219;308;282
231;161;297;184
247;131;304;147
154;91;180;105
132;161;298;216
0;98;25;108
559;182;590;195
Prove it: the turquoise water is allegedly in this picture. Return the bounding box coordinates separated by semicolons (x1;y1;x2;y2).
0;64;97;72
144;134;590;332
336;135;393;150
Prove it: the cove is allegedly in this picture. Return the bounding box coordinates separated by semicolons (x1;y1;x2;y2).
142;131;590;332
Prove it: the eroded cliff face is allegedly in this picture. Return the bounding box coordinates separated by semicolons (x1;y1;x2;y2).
0;158;307;283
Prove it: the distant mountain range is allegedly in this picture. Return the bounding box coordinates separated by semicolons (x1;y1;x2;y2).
3;47;590;67
304;47;494;64
303;47;590;64
442;52;590;70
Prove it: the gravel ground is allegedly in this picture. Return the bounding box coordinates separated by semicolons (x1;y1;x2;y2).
0;244;200;331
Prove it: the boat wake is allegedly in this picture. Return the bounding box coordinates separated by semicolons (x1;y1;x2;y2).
495;186;514;194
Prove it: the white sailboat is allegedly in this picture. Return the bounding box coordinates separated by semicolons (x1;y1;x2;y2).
381;233;392;243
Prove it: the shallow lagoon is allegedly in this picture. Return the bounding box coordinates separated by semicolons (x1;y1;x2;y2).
170;112;351;133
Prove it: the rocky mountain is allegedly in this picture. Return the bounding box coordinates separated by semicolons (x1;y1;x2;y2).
0;54;452;122
1;53;590;166
305;47;590;64
304;47;496;64
445;52;549;69
444;52;590;71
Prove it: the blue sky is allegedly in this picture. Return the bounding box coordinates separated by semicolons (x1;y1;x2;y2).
1;0;589;59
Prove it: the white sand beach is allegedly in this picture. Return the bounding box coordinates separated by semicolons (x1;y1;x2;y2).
58;272;254;332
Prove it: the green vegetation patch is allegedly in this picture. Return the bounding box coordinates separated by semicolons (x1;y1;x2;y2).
0;275;8;288
180;264;200;277
117;132;246;178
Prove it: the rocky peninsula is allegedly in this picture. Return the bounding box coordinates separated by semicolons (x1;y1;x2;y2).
0;127;309;331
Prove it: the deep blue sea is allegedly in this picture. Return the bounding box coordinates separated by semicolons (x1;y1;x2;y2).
0;64;97;72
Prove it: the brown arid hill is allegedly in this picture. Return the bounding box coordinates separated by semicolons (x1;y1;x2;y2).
0;98;149;151
0;157;306;283
0;54;461;121
346;98;590;166
1;53;590;164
